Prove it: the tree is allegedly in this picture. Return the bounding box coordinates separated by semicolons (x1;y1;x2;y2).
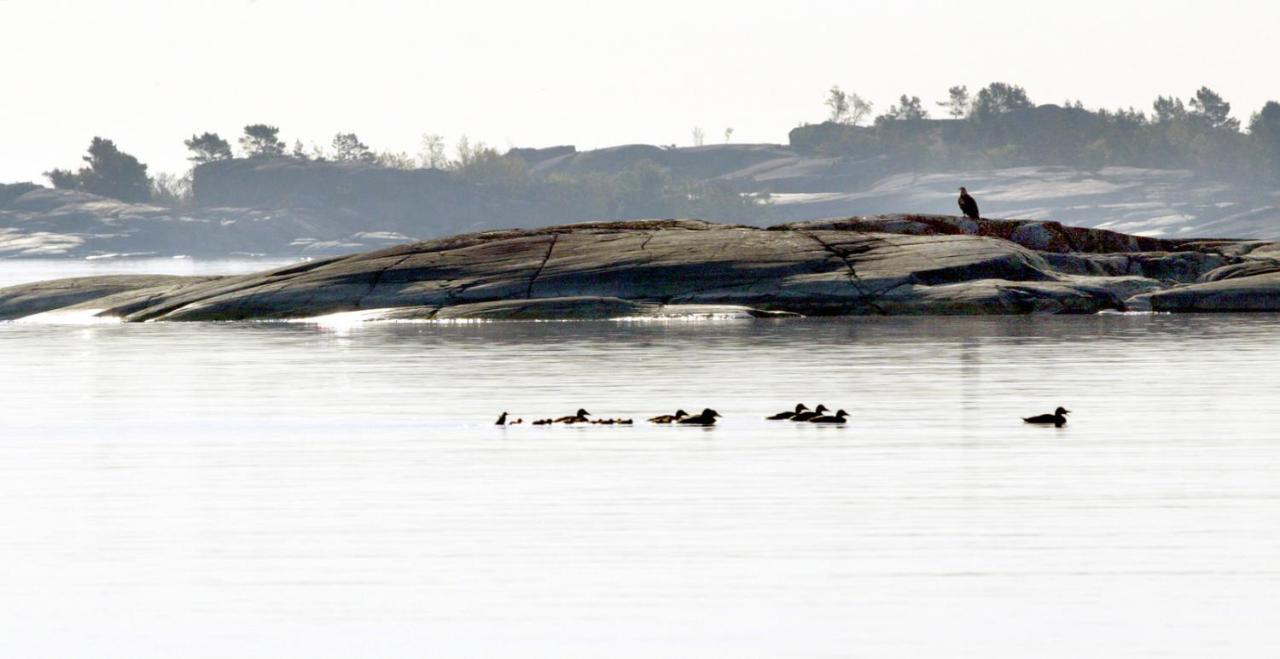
183;132;232;163
881;95;928;121
938;85;970;119
1249;101;1280;181
691;126;706;146
971;82;1033;119
44;137;151;202
724;127;734;143
331;132;374;162
239;124;285;157
825;85;873;125
1189;86;1240;131
291;140;309;160
419;133;448;169
1152;96;1186;123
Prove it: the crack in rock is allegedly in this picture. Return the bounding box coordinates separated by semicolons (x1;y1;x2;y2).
525;234;559;299
801;231;888;314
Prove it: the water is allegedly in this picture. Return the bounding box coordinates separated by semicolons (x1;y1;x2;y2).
1;264;1279;657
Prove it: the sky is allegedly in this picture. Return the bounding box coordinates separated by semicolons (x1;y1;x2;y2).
1;0;1277;183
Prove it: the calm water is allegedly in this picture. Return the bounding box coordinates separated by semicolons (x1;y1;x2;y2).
1;263;1279;657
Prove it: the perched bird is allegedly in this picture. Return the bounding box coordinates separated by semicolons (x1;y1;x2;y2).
958;186;981;220
554;408;591;424
649;409;690;424
809;409;849;424
496;412;509;426
767;403;809;421
1023;406;1071;428
791;404;828;422
678;408;722;426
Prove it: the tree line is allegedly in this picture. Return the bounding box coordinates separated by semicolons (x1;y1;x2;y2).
806;82;1280;182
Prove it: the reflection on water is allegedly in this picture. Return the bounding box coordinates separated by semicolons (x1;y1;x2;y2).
2;311;1280;656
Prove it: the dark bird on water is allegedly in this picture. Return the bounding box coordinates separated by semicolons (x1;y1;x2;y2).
649;409;690;424
554;408;592;424
791;404;828;422
1023;407;1071;427
767;403;809;420
958;186;981;220
678;408;722;426
496;412;509;426
809;409;850;424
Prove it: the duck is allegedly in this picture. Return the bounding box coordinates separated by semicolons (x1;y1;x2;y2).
649;409;690;424
791;404;828;422
496;412;509;426
554;408;591;424
678;408;722;426
1023;406;1070;428
510;418;523;425
593;418;616;425
531;418;554;426
766;403;809;420
809;409;849;424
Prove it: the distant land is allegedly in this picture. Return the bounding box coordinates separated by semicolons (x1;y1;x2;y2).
5;88;1280;259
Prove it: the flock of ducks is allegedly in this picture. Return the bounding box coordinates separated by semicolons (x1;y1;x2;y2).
497;405;1072;428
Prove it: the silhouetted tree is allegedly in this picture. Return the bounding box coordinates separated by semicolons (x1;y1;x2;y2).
879;95;928;122
44;137;151;202
184;132;233;163
419;133;448;169
1250;101;1280;181
938;85;970;119
331;132;375;162
1152;96;1187;123
826;86;873;125
971;82;1033;119
239;124;286;157
1189;86;1240;131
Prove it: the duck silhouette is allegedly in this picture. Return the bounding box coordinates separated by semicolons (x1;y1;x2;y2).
767;403;809;420
649;409;690;424
1023;406;1070;428
677;408;722;426
791;404;828;422
554;409;591;424
809;409;849;424
495;412;509;426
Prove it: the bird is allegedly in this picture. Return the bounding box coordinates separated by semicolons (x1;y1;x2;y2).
958;186;981;220
554;408;591;424
766;403;809;420
791;404;828;422
649;409;690;424
532;418;554;426
495;412;509;426
1023;406;1071;428
809;409;849;424
510;418;523;425
678;408;722;426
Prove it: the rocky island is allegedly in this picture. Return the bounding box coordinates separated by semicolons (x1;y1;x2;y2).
3;214;1279;322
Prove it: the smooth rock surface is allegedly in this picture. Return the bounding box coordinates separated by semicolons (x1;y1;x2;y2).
1;218;1277;321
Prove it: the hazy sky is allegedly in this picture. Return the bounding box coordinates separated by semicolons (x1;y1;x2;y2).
2;0;1277;183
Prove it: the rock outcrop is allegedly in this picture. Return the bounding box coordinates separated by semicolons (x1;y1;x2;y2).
4;216;1278;322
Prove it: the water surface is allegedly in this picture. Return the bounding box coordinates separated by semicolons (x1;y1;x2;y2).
1;289;1278;656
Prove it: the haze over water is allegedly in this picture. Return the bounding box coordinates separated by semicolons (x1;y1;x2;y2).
2;285;1278;656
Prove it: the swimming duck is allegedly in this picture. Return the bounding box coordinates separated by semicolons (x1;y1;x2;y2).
649;409;690;424
791;404;828;422
766;403;809;420
554;408;591;424
510;418;523;425
593;418;616;425
678;408;722;426
532;418;554;426
1023;407;1070;427
809;409;849;424
496;412;509;426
